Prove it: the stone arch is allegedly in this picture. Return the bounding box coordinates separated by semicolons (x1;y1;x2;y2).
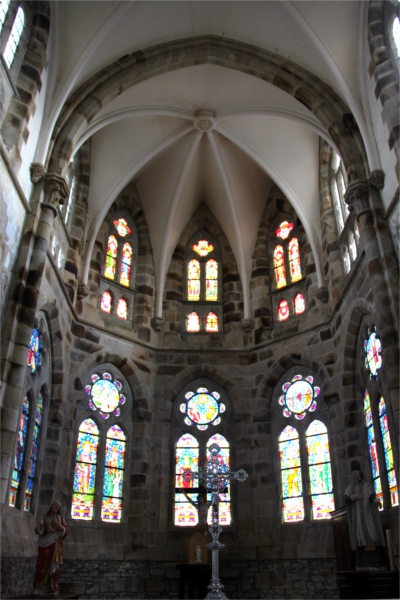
46;35;369;186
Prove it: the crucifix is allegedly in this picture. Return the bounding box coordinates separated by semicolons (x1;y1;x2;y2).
183;443;248;599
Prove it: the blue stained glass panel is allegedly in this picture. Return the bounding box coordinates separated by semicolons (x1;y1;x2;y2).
24;391;43;511
9;395;30;507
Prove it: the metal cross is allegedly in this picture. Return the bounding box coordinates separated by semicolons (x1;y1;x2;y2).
183;443;248;599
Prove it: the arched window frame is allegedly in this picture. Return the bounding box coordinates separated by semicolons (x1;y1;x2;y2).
69;364;132;525
170;378;234;529
269;215;307;323
358;322;399;511
8;315;50;515
98;212;137;324
0;1;31;81
274;368;335;523
183;231;223;334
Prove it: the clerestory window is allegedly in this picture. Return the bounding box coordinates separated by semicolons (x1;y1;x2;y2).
2;3;24;68
183;232;222;334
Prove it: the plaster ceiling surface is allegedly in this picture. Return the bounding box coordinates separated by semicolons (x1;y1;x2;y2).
45;1;364;297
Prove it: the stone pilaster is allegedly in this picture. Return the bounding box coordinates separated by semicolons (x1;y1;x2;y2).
0;171;67;505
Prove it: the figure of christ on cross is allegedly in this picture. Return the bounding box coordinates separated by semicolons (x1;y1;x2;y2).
183;443;248;600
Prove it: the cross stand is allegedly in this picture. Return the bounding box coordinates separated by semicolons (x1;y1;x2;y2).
183;443;248;599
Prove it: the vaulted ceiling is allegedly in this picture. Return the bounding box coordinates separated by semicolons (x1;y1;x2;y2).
38;1;369;311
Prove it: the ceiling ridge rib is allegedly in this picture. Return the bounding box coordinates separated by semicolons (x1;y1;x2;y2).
207;132;250;319
155;130;203;317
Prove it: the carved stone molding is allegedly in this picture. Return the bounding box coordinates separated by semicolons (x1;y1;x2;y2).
77;284;91;300
369;170;385;190
30;163;45;183
43;173;70;216
344;180;370;218
315;287;329;303
151;317;165;331
241;318;254;333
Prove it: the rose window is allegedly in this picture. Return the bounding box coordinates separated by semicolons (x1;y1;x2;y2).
85;373;126;419
180;387;226;431
279;374;320;420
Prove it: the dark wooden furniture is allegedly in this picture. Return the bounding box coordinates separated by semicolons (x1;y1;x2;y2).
336;571;399;599
330;506;354;571
177;564;212;599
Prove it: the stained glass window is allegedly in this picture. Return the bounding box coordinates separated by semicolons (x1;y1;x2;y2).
72;419;99;520
113;218;131;237
9;394;30;507
378;397;399;507
193;240;214;257
180;386;225;431
188;259;200;301
274;245;286;288
102;425;125;522
288;238;302;283
24;390;43;511
3;6;24;68
306;420;334;519
279;374;319;420
104;235;118;281
278;299;289;321
206;312;218;333
363;389;383;508
364;328;382;378
27;327;42;374
187;312;200;332
175;433;199;526
101;291;113;314
116;298;128;320
206;435;231;525
279;426;304;522
206;259;218;301
294;293;305;315
276;221;294;240
85;373;126;419
120;243;132;287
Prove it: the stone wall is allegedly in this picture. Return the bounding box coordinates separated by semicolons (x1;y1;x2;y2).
0;556;339;599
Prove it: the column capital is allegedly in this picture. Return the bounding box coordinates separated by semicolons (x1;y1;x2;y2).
43;173;70;216
344;179;370;219
30;163;45;183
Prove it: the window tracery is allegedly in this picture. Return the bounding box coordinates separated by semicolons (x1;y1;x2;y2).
183;232;222;333
71;366;130;523
275;369;334;522
270;216;307;323
361;324;398;509
9;318;49;512
172;380;233;527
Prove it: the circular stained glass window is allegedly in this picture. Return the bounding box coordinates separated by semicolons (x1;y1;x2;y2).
180;386;225;431
279;374;320;420
364;327;382;379
85;372;126;419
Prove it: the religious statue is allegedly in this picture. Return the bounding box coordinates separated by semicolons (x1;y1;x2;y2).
33;501;68;596
344;460;388;571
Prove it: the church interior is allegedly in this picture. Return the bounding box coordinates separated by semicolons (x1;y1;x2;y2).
1;1;399;598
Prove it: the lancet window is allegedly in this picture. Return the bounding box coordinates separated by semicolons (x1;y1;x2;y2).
104;218;134;287
361;325;398;509
172;380;233;527
71;368;130;523
2;4;24;68
183;232;222;334
276;370;334;522
9;318;49;513
269;216;307;323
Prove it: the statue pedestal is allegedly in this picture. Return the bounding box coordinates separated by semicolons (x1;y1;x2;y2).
177;564;212;599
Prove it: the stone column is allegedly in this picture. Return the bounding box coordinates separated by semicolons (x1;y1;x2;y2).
0;169;68;505
345;175;399;431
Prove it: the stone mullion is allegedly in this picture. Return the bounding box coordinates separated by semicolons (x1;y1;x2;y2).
0;171;68;506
